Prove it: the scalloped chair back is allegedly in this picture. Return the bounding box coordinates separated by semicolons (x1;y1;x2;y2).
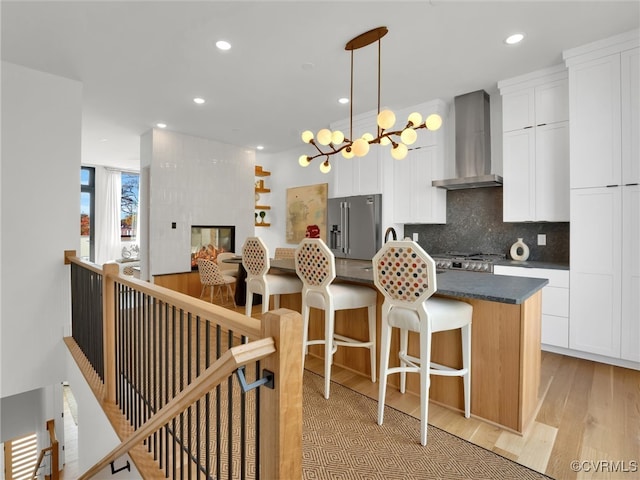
372;240;472;446
295;238;377;399
197;258;236;306
242;237;302;317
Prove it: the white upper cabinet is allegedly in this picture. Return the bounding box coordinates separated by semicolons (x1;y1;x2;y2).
564;31;639;189
392;100;448;224
499;65;570;222
502;76;569;132
621;47;640;185
566;53;621;188
329;111;382;198
393;145;447;224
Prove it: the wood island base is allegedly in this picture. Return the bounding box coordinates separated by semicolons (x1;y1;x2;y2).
279;285;542;434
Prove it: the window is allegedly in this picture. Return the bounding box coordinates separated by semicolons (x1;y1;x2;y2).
121;172;139;240
80;167;95;261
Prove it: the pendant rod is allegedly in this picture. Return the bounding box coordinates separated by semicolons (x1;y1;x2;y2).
350;49;354;144
377;37;382;137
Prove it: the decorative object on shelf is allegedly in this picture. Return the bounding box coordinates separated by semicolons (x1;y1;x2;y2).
305;224;320;238
510;238;530;261
298;26;443;173
254;165;272;226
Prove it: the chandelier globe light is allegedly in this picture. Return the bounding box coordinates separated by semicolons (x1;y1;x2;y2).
299;26;442;173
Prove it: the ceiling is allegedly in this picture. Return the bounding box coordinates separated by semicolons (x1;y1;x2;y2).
2;1;639;171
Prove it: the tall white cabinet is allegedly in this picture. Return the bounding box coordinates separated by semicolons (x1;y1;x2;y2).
329;111;382;198
498;65;570;222
564;29;639;363
392;100;448;224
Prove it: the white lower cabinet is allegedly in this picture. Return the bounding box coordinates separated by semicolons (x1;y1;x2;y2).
621;185;640;362
493;266;569;348
570;187;623;358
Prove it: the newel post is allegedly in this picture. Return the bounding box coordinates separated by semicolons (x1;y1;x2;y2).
259;308;303;480
102;263;119;403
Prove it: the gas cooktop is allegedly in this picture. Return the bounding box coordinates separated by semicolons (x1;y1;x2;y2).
430;252;506;273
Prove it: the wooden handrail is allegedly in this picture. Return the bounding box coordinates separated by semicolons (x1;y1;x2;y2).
78;337;276;480
33;447;52;479
65;253;262;340
32;419;58;479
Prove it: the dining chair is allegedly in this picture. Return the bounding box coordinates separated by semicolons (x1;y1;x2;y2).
295;238;377;399
242;237;302;317
196;258;236;307
372;240;472;445
216;252;239;277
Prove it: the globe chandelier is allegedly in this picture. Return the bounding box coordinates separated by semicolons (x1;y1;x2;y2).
299;26;443;174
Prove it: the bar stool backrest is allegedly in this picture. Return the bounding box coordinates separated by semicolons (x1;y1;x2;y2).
242;237;270;278
294;238;336;290
372;240;437;308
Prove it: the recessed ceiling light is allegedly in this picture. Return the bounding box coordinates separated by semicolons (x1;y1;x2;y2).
216;40;231;51
505;33;525;45
193;97;205;104
338;97;349;105
156;123;167;128
256;145;264;150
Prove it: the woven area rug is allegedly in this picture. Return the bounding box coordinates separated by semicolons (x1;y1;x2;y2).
303;372;552;480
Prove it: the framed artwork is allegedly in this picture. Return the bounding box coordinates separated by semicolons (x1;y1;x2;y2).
286;183;328;244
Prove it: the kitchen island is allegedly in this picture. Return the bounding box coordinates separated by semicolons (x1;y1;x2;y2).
270;257;548;434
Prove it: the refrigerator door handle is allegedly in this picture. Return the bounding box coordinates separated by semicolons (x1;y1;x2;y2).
342;201;350;255
330;225;341;250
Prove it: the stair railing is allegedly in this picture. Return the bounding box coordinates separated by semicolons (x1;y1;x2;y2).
31;419;59;480
64;251;303;479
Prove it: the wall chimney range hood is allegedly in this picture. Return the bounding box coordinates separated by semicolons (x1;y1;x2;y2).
432;90;502;190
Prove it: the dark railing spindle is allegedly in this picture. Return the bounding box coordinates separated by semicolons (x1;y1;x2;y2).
69;258;284;480
70;264;104;381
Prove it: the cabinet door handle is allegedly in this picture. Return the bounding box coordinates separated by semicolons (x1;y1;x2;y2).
524;125;533;129
625;183;639;186
606;184;620;188
537;123;547;127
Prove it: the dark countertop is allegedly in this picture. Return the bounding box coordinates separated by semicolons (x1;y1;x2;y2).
494;259;569;270
270;258;548;305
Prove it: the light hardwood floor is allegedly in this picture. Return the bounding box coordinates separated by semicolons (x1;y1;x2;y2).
60;295;640;480
60;387;79;480
244;300;640;480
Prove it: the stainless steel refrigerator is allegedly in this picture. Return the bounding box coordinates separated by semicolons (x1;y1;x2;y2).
327;194;382;260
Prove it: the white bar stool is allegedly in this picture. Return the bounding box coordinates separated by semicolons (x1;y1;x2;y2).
372;240;472;445
295;238;377;399
242;237;302;317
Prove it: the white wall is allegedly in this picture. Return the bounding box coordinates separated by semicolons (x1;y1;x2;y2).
66;349;141;478
0;387;48;442
141;129;255;276
1;62;80;399
256;144;331;255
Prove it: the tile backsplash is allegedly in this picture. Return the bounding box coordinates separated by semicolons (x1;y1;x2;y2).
404;188;569;264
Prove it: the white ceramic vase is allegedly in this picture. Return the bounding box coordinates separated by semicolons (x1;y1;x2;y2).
510;238;530;261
